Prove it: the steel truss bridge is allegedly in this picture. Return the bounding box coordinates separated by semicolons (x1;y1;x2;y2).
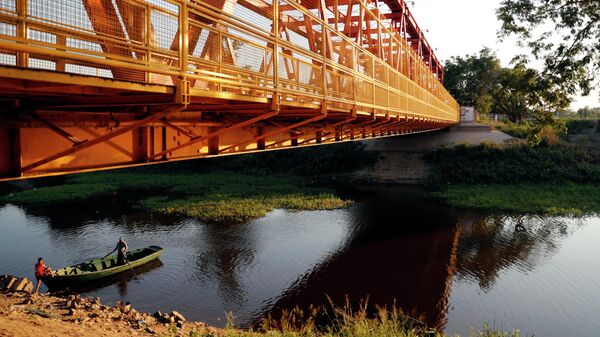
0;0;459;180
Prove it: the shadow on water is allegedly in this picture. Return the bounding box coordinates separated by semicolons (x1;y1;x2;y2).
252;185;461;330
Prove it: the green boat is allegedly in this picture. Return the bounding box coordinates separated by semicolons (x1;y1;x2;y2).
41;245;164;288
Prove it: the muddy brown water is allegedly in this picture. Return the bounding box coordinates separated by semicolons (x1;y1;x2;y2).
1;186;599;336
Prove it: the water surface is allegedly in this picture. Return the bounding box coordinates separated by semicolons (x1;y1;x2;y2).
0;187;598;336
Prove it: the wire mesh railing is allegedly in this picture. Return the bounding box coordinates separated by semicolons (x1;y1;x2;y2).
0;0;459;121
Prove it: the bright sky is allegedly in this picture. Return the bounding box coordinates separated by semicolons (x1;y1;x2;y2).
407;0;599;110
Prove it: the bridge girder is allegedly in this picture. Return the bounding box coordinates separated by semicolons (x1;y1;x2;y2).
0;0;458;180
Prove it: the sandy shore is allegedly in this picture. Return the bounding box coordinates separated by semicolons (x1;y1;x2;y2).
0;291;217;337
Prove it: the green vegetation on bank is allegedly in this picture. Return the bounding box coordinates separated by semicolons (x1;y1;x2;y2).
1;143;376;222
173;305;520;337
433;184;600;216
0;172;350;223
426;143;600;216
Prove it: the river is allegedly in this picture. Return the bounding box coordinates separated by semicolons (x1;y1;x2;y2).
0;186;598;336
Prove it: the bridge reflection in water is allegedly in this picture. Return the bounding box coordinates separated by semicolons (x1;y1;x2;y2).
0;0;458;180
254;186;460;330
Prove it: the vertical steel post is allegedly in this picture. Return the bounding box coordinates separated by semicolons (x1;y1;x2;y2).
272;0;280;111
257;126;266;150
149;127;155;161
0;128;21;178
132;126;148;162
161;126;167;160
145;2;152;83
16;0;28;67
208;127;220;155
177;1;189;104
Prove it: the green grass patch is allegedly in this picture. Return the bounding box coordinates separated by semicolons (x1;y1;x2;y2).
432;184;600;216
426;143;600;186
0;183;117;204
426;143;600;215
140;194;351;223
1;172;351;222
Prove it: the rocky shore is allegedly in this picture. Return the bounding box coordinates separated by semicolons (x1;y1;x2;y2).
0;275;212;337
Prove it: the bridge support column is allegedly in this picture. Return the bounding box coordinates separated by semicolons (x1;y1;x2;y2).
161;126;167;160
257;126;266;150
316;131;323;144
149;127;155;161
0;128;22;178
291;132;298;146
208;127;220;155
132;127;149;162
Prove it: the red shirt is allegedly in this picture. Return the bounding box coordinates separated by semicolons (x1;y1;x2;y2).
35;262;46;277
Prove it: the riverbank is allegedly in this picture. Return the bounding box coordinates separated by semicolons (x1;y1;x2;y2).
426;142;600;215
0;292;517;337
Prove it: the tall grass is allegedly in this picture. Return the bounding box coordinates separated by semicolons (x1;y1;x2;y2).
176;302;521;337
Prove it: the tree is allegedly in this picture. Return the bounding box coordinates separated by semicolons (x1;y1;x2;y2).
492;64;571;123
497;0;600;96
443;48;502;115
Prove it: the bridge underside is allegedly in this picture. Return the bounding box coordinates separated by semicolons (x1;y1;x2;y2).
0;0;459;180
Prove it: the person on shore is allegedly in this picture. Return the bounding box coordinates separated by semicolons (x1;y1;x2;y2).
34;257;52;295
105;237;128;266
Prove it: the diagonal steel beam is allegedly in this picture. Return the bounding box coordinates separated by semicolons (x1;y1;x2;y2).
219;114;327;153
265;117;356;149
21;105;186;173
79;127;133;159
161;119;197;139
151;110;279;159
28;111;86;145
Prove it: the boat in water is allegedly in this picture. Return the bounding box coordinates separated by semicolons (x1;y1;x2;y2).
41;246;164;288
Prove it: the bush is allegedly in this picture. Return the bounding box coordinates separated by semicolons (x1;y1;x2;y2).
565;119;597;135
425;143;600;186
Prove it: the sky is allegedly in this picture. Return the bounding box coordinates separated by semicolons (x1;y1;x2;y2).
407;0;599;110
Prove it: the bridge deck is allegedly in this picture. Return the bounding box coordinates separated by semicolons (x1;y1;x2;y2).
0;0;459;180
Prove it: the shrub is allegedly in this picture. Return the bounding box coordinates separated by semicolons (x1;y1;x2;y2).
425;143;600;186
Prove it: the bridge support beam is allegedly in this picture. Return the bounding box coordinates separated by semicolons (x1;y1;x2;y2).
0;128;21;178
132;127;149;163
208;127;220;155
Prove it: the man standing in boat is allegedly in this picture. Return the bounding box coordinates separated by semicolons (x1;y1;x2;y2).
105;237;128;266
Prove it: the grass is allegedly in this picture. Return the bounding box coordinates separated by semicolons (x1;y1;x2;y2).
140;194;350;223
426;143;600;216
0;171;351;222
433;183;600;216
426;143;600;185
0;142;377;222
163;304;520;337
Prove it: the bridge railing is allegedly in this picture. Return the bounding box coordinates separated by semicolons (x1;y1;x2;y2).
0;0;459;122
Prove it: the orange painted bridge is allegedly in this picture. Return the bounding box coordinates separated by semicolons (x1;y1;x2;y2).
0;0;459;180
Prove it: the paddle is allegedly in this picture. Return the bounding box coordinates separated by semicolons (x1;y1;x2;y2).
125;258;139;280
103;252;139;281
